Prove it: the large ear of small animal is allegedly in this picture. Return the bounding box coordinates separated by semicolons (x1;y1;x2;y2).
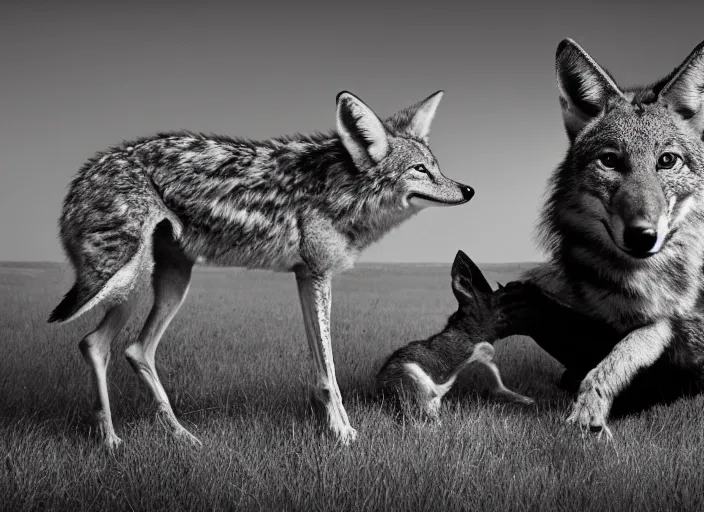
555;38;626;141
658;41;704;133
336;91;390;168
385;91;444;142
451;250;493;305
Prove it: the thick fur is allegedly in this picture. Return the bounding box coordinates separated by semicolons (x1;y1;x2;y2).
50;93;472;323
49;90;473;447
377;251;534;420
509;39;704;434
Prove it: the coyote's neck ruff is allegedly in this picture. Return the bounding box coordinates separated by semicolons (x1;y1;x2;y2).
49;90;473;448
533;163;704;333
521;39;704;434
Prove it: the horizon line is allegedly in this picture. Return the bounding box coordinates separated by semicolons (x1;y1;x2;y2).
0;259;546;267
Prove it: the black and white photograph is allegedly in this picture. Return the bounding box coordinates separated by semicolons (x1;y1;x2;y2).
1;0;704;510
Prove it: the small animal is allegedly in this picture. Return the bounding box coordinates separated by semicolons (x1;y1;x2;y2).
48;90;474;448
376;250;534;420
502;38;704;435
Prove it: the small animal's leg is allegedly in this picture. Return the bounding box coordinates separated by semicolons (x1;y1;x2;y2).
124;227;200;446
469;342;535;405
79;300;134;450
567;319;672;435
400;362;455;422
296;271;357;445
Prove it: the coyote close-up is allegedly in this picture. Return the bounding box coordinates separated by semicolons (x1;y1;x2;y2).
502;38;704;435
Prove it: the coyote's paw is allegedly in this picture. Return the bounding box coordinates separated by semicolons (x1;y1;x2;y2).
566;373;613;438
172;426;204;448
335;424;358;446
102;433;124;452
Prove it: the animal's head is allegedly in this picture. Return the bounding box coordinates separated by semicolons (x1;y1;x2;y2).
542;38;704;261
335;91;474;210
449;250;495;333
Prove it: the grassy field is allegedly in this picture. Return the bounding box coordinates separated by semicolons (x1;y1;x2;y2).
1;262;703;511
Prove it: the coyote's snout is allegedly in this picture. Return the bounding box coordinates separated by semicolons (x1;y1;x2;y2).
608;172;669;258
403;165;474;208
49;90;473;449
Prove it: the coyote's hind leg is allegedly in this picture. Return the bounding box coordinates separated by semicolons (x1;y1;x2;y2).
124;222;200;446
79;300;134;450
470;342;535;405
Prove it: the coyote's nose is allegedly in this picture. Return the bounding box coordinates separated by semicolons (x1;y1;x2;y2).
460;185;475;201
623;225;658;255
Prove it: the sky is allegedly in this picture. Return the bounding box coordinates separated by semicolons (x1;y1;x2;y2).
2;0;704;263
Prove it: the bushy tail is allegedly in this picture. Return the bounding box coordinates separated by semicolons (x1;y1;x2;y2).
49;154;183;325
47;234;145;324
48;218;181;324
48;284;87;323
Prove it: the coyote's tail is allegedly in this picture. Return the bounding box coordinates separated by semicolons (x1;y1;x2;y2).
48;157;182;324
48;284;87;323
48;214;181;324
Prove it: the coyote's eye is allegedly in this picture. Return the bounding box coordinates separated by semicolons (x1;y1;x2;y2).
657;152;679;170
409;163;433;179
597;153;619;170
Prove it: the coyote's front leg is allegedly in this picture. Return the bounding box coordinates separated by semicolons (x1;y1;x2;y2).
296;271;357;445
567;319;673;434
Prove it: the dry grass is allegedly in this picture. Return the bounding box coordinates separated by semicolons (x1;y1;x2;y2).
0;262;702;511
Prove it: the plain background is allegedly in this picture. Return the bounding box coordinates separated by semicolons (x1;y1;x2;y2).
2;0;703;263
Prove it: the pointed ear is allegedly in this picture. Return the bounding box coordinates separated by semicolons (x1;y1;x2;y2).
451;250;493;305
555;39;626;141
336;91;389;168
385;91;444;142
658;41;704;133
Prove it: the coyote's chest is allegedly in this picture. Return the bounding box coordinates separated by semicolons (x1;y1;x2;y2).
578;268;701;332
526;251;704;334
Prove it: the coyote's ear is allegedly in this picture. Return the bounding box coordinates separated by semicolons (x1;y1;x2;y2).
336;91;390;168
556;39;626;141
658;41;704;133
386;91;444;142
451;250;493;305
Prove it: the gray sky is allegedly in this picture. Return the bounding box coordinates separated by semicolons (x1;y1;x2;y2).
2;0;703;263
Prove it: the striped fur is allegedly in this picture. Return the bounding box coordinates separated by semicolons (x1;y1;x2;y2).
49;91;474;448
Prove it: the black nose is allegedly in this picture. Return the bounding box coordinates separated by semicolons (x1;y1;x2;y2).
623;226;658;255
461;186;475;201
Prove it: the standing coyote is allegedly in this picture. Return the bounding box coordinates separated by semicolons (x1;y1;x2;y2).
48;91;474;448
503;38;704;435
377;250;534;420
